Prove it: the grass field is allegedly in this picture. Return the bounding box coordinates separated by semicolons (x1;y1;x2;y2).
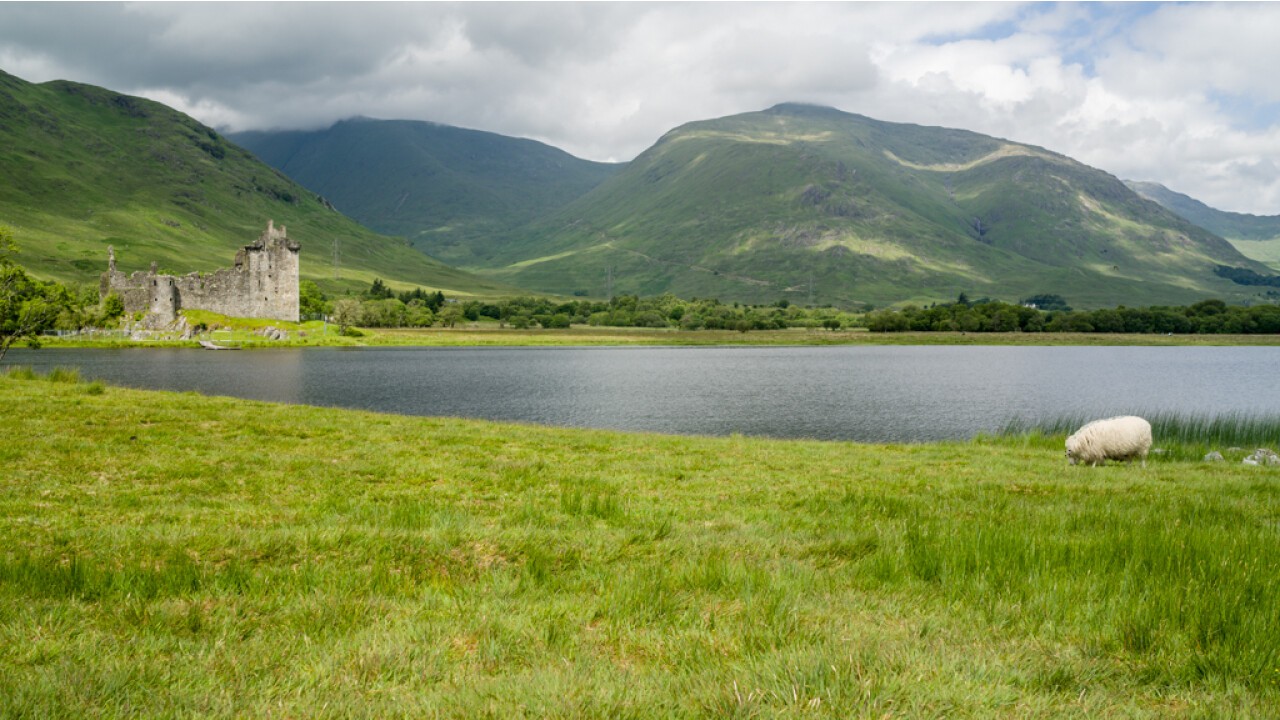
2;370;1278;717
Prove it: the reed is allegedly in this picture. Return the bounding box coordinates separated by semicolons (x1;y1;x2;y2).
1;364;38;380
999;410;1280;461
44;366;82;384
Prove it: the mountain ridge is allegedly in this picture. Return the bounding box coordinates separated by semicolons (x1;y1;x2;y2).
469;103;1266;308
1124;180;1280;270
0;68;512;297
6;65;1273;310
230;118;623;265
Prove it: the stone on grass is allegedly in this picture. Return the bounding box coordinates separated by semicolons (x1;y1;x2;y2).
1242;449;1280;466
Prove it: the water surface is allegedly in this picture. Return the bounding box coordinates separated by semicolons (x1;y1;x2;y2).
11;345;1279;442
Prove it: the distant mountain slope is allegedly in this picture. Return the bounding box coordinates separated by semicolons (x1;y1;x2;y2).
476;104;1269;308
0;69;511;297
230;119;622;264
1125;180;1280;270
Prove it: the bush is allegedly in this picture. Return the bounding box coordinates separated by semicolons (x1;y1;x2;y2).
679;314;706;331
537;313;572;329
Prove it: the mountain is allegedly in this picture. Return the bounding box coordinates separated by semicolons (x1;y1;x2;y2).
458;103;1270;308
1124;180;1280;271
229;119;622;264
0;69;511;297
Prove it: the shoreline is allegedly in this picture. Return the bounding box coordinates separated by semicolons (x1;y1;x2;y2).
33;325;1280;349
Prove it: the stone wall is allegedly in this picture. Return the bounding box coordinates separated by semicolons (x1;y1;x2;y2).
101;221;300;323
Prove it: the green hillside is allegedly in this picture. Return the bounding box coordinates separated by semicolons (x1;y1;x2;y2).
230;119;621;265
1125;180;1280;271
0;69;511;297
474;104;1270;308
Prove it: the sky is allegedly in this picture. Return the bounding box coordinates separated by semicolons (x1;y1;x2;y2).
2;2;1279;215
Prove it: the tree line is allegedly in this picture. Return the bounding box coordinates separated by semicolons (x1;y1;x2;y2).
315;280;860;332
864;295;1280;334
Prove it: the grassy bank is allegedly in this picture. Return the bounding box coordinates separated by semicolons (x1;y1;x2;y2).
2;371;1278;717
38;321;1280;349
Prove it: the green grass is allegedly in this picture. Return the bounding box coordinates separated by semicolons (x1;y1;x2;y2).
2;370;1278;716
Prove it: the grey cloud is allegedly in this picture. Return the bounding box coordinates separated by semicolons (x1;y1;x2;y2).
1226;158;1280;186
0;3;449;93
458;2;640;66
1;2;1278;213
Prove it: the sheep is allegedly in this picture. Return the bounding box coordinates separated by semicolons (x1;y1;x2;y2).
1065;415;1152;467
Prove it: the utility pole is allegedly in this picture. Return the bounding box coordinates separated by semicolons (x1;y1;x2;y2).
808;271;815;307
606;265;614;299
333;237;340;281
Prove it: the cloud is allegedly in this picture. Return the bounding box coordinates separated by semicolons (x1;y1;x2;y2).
0;2;1277;214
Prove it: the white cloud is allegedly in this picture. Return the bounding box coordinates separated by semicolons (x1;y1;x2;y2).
0;2;1277;214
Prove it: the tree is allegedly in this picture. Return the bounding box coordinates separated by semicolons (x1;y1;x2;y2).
988;308;1021;332
364;278;394;300
299;280;329;316
361;298;407;327
537;313;572;329
330;298;362;333
1;227;59;361
679;313;705;330
404;301;435;328
632;310;668;328
438;304;465;328
1020;293;1071;312
101;292;125;322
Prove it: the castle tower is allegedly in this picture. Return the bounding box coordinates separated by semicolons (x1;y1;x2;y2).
243;219;302;321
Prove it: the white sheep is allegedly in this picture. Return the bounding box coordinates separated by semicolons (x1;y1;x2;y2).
1065;416;1152;467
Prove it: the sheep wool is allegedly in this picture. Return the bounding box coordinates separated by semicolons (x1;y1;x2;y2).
1065;416;1153;467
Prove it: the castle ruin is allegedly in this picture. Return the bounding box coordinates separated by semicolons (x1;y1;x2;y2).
101;220;300;324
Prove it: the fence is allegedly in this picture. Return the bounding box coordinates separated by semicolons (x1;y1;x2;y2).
42;329;131;339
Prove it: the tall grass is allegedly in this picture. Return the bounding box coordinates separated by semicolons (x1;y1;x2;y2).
1000;410;1280;461
2;365;105;394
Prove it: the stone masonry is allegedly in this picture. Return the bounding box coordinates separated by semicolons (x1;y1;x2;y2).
100;220;301;324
